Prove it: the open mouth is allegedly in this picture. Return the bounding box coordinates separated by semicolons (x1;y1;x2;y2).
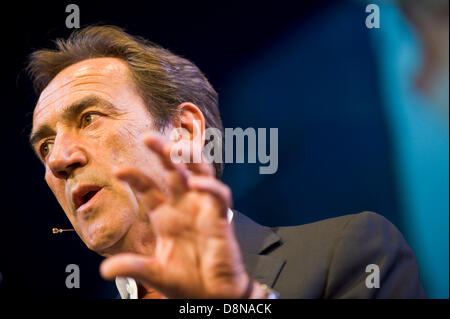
72;185;103;210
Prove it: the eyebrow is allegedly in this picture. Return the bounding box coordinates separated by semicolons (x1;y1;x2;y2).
29;95;120;148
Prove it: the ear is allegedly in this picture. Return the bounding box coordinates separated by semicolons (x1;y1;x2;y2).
171;102;206;149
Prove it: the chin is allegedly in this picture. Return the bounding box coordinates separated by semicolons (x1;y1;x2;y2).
81;221;129;256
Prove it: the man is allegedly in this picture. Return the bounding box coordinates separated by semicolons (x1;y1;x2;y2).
28;25;426;298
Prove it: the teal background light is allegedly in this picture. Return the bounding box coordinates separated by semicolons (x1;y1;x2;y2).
369;1;449;298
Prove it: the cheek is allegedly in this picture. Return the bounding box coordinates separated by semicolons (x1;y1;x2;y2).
103;125;149;166
45;170;67;206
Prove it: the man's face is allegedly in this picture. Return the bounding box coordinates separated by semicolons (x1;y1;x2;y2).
31;57;166;254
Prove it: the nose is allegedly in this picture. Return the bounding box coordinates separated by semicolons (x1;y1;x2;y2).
48;133;88;179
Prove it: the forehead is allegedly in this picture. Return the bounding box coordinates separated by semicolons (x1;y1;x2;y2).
33;57;135;124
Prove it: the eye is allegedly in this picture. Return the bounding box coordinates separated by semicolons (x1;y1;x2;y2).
81;112;100;127
40;141;53;159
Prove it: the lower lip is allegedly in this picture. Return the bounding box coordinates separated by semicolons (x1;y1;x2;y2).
76;188;104;214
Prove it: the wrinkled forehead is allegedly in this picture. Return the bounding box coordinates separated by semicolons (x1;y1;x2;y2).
33;57;133;122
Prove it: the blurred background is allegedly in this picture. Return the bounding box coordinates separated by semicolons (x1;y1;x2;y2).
0;0;447;298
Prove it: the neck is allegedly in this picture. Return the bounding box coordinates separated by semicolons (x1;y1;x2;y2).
114;222;166;299
101;219;166;298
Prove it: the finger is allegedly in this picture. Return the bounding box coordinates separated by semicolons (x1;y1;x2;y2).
143;133;190;200
143;133;189;179
187;154;215;176
115;167;166;209
100;253;162;289
174;142;215;176
145;132;215;177
188;175;233;213
115;167;160;192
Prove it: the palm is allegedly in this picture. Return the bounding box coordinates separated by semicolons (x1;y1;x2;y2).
151;193;245;298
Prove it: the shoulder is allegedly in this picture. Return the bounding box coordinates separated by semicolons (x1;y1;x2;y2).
273;211;406;255
322;212;426;298
271;211;375;251
269;212;426;298
274;211;391;237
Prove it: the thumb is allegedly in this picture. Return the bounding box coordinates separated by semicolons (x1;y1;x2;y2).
100;253;161;287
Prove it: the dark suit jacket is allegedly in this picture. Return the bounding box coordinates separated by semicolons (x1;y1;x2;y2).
232;210;426;298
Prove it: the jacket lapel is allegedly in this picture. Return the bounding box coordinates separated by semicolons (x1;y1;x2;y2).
232;210;286;287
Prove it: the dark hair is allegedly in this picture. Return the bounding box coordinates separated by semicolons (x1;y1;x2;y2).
28;25;224;177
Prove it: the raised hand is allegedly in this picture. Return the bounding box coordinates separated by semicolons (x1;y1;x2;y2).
100;132;250;299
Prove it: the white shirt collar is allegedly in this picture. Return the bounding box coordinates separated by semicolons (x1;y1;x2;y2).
115;208;234;299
